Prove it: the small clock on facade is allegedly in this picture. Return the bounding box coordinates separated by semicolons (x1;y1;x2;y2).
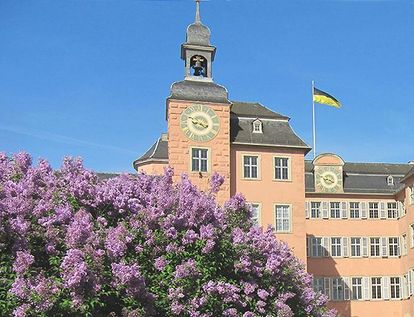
315;166;343;193
180;104;220;142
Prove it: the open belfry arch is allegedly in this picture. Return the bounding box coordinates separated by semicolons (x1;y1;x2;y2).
132;2;414;316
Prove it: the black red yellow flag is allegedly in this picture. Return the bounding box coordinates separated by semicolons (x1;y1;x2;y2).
313;87;341;108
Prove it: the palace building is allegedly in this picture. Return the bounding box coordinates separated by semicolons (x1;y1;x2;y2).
132;3;414;317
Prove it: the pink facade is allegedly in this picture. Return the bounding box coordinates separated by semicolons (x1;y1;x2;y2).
133;4;414;316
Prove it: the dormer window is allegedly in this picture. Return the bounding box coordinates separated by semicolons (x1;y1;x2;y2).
387;175;394;186
252;119;262;133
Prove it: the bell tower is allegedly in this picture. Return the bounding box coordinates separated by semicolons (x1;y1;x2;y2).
181;0;216;80
166;0;231;202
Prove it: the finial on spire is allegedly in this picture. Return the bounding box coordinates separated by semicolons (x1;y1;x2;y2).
195;0;201;24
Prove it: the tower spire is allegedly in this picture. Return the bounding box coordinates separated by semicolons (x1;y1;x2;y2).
195;0;201;24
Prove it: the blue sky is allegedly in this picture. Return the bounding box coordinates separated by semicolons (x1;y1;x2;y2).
1;0;413;173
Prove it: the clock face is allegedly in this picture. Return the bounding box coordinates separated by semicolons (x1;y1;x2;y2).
315;166;343;193
180;104;220;142
320;171;338;189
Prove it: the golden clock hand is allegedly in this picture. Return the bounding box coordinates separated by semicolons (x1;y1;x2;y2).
323;176;334;184
199;121;208;128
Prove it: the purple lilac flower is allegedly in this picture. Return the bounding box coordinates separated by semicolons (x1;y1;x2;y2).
13;251;34;274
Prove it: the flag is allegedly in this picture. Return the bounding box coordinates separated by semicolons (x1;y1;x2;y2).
313;87;341;108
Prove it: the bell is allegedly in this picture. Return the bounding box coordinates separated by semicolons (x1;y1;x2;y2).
193;60;204;76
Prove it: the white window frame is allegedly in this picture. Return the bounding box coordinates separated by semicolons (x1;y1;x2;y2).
242;154;260;180
252;119;262;133
273;156;291;181
331;237;342;257
410;185;414;205
387;175;394;186
371;277;382;299
388;237;399;257
274;204;292;233
331;278;344;301
311;237;323;257
370;237;381;257
390;277;401;299
352;277;363;300
369;202;379;219
311;202;321;219
313;277;324;293
248;202;261;226
351;237;362;257
330;202;341;219
349;202;360;219
387;202;398;219
190;147;210;173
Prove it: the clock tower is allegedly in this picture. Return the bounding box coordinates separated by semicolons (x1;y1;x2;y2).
313;153;345;193
166;1;231;201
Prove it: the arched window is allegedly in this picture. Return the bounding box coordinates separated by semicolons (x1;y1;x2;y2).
387;175;394;186
252;119;262;133
190;55;207;77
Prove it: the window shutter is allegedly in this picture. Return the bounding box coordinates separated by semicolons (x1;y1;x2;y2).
322;237;330;257
362;277;370;300
341;202;348;219
342;237;349;258
408;270;414;296
401;236;406;256
306;237;310;257
322;202;329;219
361;202;367;219
396;201;401;219
398;201;405;217
381;237;388;257
380;202;386;219
402;275;408;299
397;237;401;257
344;277;351;300
305;201;310;219
324;278;331;300
383;277;390;300
362;237;369;257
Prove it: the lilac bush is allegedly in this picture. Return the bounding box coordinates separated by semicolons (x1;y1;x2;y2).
0;152;336;317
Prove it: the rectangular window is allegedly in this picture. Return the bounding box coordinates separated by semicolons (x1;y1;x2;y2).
388;237;399;257
275;205;291;233
250;203;260;226
331;237;342;257
313;278;324;293
410;185;414;204
351;237;361;257
349;202;360;218
370;237;380;257
274;157;290;180
243;155;259;179
369;202;379;219
332;278;344;301
191;148;208;172
352;278;363;300
330;202;341;219
311;202;321;219
311;238;323;257
371;277;382;299
387;202;398;219
390;277;400;299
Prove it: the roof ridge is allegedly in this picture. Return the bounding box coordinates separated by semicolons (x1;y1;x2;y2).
306;160;410;166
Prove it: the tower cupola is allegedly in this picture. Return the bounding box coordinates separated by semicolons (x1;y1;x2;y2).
181;0;216;81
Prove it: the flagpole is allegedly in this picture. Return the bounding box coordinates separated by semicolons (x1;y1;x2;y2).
312;80;316;159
